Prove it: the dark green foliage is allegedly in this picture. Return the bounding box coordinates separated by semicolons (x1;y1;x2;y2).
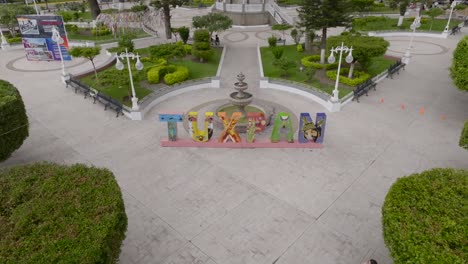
0;4;35;37
273;58;295;77
0;80;28;162
460;120;468;149
91;27;112;36
149;43;186;61
271;23;292;31
451;36;468;92
0;163;128;263
455;4;467;10
327;34;389;70
130;4;148;12
192;29;213;62
382;168;468;263
192;13;233;36
178;26;190;44
326;68;370;86
69;46;102;79
388;0;409;15
108;34;136;53
65;24;79;33
351;0;374;13
193;29;210;42
290;28;298;44
268;35;277;47
271;47;284;60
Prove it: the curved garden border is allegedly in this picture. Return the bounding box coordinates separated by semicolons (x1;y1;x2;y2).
257;45;392;112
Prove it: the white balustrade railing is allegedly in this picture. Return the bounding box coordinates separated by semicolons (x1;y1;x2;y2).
244;4;263;12
215;2;223;10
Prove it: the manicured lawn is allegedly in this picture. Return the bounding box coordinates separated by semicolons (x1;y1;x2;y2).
353;16;460;32
367;55;397;76
261;45;353;99
80;46;222;105
172;48;222;79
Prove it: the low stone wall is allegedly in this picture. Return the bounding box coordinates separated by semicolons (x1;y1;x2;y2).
368;31;447;38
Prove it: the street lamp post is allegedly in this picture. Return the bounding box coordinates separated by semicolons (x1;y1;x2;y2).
443;1;457;35
51;26;70;83
0;29;9;50
402;16;421;65
115;48;144;111
327;42;353;103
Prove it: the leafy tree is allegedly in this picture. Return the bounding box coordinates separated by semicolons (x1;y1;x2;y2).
424;7;443;30
178;26;190;44
327;34;389;78
0;5;35;37
151;0;188;39
192;29;213;62
351;0;375;14
69;47;102;80
297;0;352;63
272;23;292;39
87;0;101;19
388;0;410;26
0;80;29;162
192;13;233;37
149;43;185;61
290;28;303;45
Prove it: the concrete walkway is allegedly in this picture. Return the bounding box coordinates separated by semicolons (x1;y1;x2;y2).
1;13;468;264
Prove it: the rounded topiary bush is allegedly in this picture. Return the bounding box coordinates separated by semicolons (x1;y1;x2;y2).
382;168;468;264
0;163;128;263
451;36;468;92
0;79;29;162
460;120;468;149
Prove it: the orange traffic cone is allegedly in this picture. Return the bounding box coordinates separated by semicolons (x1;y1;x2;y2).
419;107;425;115
441;115;446;121
401;104;406;110
380;98;384;103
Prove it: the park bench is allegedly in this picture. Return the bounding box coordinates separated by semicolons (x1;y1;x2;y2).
66;78;90;98
387;60;405;79
276;38;286;45
352;79;377;103
450;25;461;35
93;92;124;117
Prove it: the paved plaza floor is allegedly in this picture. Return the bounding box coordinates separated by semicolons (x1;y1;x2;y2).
1;9;468;264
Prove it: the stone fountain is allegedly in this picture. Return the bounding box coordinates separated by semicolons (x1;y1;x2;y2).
216;72;273;133
230;72;253;117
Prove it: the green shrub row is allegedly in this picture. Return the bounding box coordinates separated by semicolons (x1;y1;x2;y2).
192;29;213;62
0;163;128;263
326;68;370;87
147;64;189;85
164;66;189;85
7;37;22;44
451;36;468;92
92;27;112;36
383;168;468;263
130;4;148;12
301;55;338;70
65;24;79;33
0;80;28;162
460;120;468;149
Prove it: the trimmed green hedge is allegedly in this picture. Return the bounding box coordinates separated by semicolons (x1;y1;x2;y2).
0;163;128;263
460;120;468;149
326;68;370;87
301;55;338;70
451;36;468;92
0;80;29;162
164;66;189;85
382;168;468;264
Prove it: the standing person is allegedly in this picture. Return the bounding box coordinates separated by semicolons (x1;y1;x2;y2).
215;34;220;46
363;259;378;264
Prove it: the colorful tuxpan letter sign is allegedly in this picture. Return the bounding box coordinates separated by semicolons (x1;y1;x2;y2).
298;113;327;143
270;112;294;143
159;113;184;141
188;112;214;142
246;112;266;143
218;112;242;143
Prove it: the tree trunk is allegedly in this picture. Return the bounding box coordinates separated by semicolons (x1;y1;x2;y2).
163;5;172;40
91;59;98;81
320;27;327;64
304;30;311;52
397;15;404;26
88;0;101;20
348;62;355;78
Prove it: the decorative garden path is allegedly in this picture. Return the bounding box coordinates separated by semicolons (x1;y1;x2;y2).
1;11;467;264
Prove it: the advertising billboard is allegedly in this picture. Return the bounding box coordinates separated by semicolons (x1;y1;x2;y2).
16;15;71;61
